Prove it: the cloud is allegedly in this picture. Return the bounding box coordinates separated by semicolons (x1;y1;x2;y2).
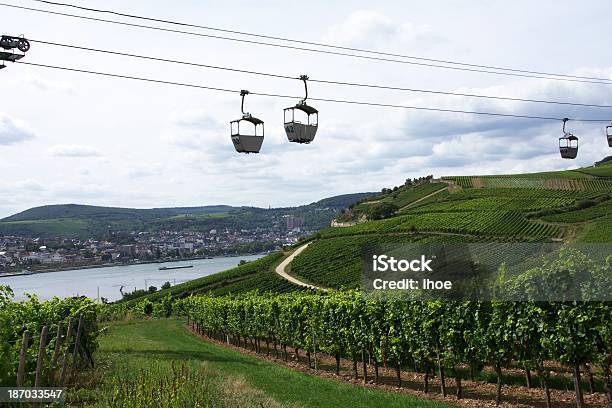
324;10;446;50
0;179;46;193
0;114;35;145
125;165;165;178
171;110;225;130
23;76;77;95
380;70;612;172
48;145;102;157
166;111;237;160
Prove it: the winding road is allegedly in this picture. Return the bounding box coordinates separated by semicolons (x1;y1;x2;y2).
274;243;327;291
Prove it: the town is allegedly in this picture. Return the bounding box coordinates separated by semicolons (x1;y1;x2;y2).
0;214;308;274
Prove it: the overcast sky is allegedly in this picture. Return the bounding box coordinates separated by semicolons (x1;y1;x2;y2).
1;0;611;217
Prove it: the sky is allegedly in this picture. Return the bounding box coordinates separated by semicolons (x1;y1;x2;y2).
1;0;611;218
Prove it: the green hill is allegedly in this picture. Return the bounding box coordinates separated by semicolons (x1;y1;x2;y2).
0;193;372;239
289;164;611;289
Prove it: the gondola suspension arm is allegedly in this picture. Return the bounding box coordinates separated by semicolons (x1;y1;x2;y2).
240;89;249;116
299;75;309;104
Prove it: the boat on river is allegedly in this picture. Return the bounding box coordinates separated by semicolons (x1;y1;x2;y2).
158;265;194;271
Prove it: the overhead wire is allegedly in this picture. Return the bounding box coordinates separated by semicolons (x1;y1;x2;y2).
14;61;612;123
3;2;612;85
29;39;612;109
27;0;612;84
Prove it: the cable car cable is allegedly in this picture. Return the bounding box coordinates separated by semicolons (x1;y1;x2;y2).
15;61;612;123
28;39;612;109
27;0;612;84
3;2;612;85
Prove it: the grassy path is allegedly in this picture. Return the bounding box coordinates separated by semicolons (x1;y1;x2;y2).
97;319;453;408
397;186;448;212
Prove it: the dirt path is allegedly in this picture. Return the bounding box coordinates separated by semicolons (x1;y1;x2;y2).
398;187;448;212
275;243;327;291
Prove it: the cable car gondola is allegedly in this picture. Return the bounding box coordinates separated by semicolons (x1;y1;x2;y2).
284;75;318;144
606;122;612;147
559;118;578;159
0;35;30;70
230;90;264;154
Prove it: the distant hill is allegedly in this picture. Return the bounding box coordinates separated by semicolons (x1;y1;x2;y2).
2;204;238;223
0;193;373;239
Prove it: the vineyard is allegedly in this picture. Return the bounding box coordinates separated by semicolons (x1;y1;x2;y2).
408;196;578;212
298;182;611;292
289;234;442;289
396;211;562;237
322;210;562;240
541;199;612;223
178;251;611;407
0;286;99;387
444;187;602;201
443;177;612;191
2;164;610;407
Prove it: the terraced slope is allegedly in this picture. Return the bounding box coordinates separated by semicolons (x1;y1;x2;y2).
290;165;611;289
342;182;448;221
443;162;612;191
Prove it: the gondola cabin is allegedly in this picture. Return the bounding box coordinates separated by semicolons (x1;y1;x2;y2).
284;102;318;144
607;124;612;147
559;135;578;159
0;35;29;70
230;115;264;153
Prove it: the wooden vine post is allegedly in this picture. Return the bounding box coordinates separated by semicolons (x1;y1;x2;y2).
59;317;74;386
50;322;63;370
71;315;84;372
34;326;48;387
16;330;30;386
33;326;48;408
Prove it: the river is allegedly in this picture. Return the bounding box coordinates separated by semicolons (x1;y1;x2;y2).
0;254;264;302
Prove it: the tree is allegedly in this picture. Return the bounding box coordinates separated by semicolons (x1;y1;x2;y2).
367;203;398;220
161;281;171;290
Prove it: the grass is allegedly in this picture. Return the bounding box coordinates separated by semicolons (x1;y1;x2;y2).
575;162;612;178
382;183;447;208
85;319;453;408
578;217;612;243
0;218;91;237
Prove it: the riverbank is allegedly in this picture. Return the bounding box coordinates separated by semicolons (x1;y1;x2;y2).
0;253;268;278
0;254;265;302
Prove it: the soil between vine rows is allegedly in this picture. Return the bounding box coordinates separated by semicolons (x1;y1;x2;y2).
186;324;609;408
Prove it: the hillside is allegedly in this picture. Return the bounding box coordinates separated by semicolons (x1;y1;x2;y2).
290;163;612;289
0;193;372;239
123;162;611;302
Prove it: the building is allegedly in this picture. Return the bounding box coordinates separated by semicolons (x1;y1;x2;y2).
285;215;304;231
